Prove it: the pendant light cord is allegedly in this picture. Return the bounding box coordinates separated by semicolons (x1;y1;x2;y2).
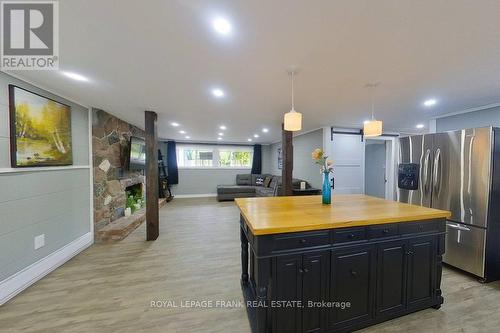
371;88;374;120
366;82;379;120
291;71;295;111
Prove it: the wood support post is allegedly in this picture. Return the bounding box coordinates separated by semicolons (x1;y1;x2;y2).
281;123;293;196
145;111;159;241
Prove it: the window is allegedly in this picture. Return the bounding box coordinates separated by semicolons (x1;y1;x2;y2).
219;148;253;168
177;146;214;167
176;144;253;169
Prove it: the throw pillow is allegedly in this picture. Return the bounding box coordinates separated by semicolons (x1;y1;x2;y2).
255;177;265;186
263;176;272;187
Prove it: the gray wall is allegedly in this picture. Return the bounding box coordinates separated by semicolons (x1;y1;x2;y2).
267;129;324;189
0;73;91;281
436;106;500;132
174;168;252;195
158;141;253;195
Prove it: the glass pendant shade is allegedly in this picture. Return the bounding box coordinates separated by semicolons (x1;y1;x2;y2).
363;120;383;137
284;109;302;131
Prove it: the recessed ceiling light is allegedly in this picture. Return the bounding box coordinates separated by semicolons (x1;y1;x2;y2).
217;137;222;141
416;124;425;129
61;71;89;82
220;125;227;130
185;135;190;139
179;130;186;134
212;17;232;35
423;99;437;107
218;132;224;136
253;134;259;138
247;138;252;142
212;88;225;98
170;122;180;127
262;128;269;133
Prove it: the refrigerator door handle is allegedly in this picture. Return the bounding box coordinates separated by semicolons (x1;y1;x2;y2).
446;222;471;232
433;148;442;195
423;149;431;193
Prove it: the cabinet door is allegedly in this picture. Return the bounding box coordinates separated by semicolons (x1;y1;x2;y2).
302;251;329;333
407;236;436;308
274;254;302;333
328;246;375;330
376;240;407;317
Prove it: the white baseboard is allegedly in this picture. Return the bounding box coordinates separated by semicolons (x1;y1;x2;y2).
174;193;217;198
0;232;93;306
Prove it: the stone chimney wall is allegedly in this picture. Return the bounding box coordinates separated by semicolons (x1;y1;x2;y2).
92;108;145;232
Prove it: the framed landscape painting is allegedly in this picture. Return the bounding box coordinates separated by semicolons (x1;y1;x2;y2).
9;85;73;167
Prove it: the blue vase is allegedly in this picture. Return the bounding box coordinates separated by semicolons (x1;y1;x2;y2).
322;172;331;204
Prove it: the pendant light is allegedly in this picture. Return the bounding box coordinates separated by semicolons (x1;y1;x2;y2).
284;70;302;131
363;82;383;137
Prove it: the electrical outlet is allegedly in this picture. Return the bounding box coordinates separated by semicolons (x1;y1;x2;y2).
34;234;45;250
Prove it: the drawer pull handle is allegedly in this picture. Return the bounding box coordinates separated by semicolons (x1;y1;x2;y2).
383;229;390;234
406;251;414;255
299;268;309;274
348;233;355;239
300;239;307;244
350;269;357;277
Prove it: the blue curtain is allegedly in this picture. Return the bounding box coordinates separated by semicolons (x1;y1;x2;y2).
167;141;179;184
251;144;262;174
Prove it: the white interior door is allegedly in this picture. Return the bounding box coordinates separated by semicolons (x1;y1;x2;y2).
323;128;365;194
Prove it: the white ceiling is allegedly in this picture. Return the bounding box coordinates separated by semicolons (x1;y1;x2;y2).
10;0;500;143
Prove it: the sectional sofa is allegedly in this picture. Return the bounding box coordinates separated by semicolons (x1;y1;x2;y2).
216;173;311;201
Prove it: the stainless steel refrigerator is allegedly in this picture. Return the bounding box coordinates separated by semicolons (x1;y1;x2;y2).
398;127;500;281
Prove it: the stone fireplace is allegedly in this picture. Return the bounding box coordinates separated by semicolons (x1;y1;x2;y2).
124;180;144;212
92;108;146;239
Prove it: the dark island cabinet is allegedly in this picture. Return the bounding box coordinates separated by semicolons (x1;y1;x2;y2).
273;251;330;333
328;245;376;330
406;236;437;308
376;240;407;317
241;218;446;333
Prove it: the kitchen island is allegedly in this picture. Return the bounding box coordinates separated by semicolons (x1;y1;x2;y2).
236;194;451;333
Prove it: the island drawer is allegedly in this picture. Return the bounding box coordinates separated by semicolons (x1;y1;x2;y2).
367;224;399;239
399;220;439;234
333;227;366;243
271;231;330;252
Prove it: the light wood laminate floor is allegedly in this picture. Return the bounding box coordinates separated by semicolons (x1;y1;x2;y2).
1;197;500;333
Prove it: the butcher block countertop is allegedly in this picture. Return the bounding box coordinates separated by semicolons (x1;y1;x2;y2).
235;194;451;235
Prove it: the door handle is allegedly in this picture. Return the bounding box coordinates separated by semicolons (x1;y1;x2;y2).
423;149;431;192
433;148;442;195
446;222;471;231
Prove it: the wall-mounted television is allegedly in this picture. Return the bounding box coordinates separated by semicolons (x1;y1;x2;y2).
128;136;146;170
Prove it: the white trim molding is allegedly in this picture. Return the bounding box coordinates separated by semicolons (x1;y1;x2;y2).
0;165;90;175
174;193;217;199
0;232;93;306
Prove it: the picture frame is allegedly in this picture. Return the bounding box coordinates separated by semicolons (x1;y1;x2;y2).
9;85;73;167
277;147;282;170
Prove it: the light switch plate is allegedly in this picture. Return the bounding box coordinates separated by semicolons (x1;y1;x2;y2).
34;234;45;250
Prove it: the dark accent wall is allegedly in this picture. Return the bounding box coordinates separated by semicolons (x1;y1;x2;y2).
92;108;145;232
